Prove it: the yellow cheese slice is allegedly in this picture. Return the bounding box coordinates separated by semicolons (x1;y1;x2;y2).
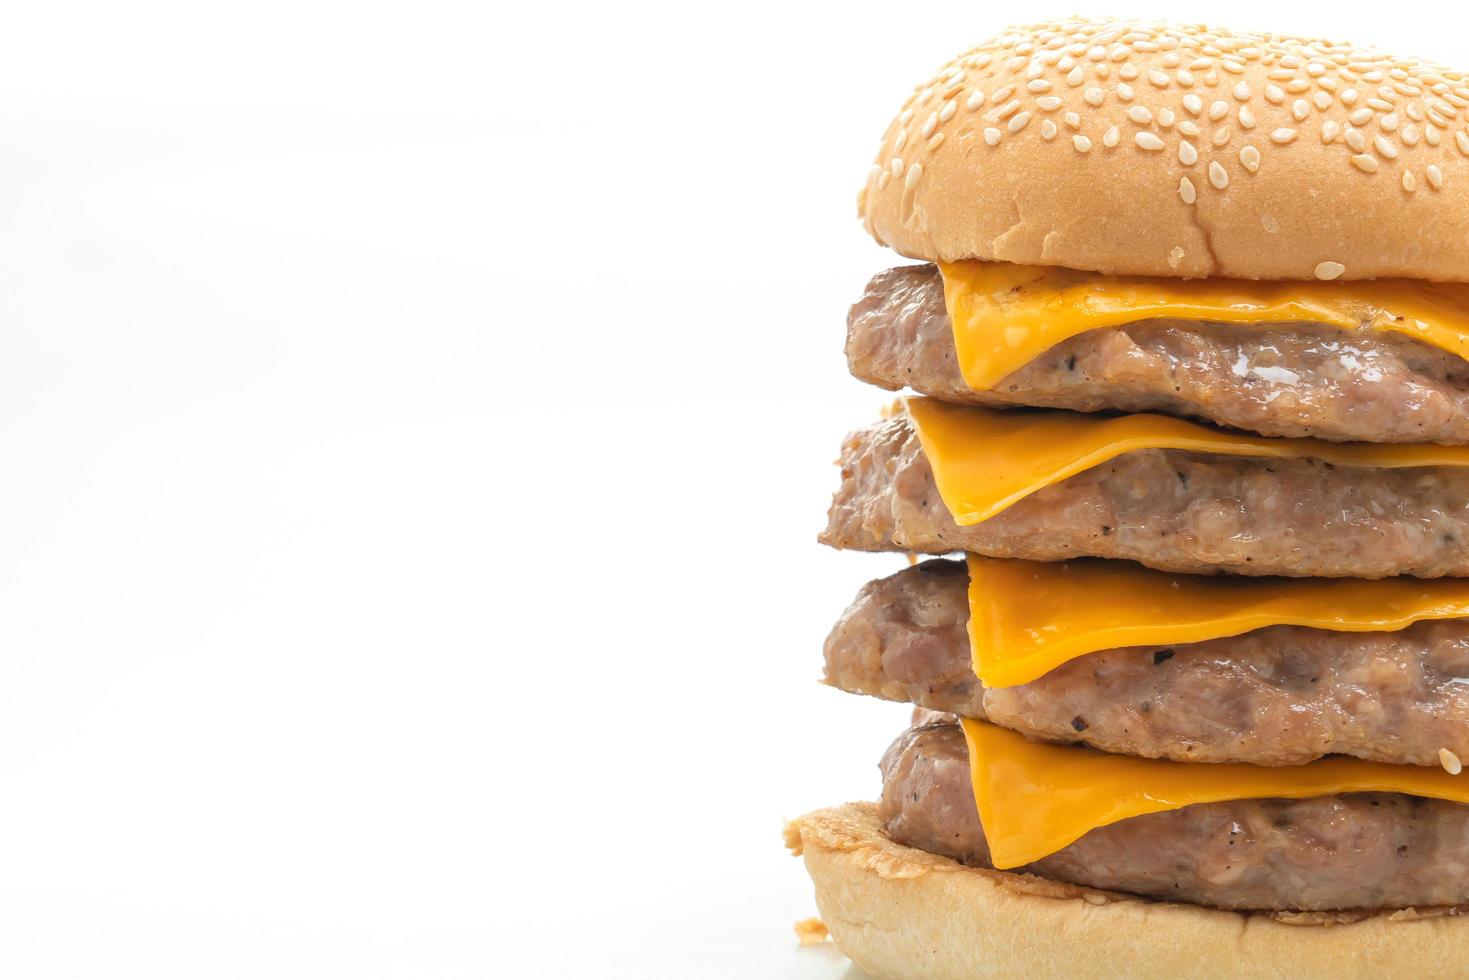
940;259;1469;391
906;396;1469;525
967;555;1469;688
960;718;1469;869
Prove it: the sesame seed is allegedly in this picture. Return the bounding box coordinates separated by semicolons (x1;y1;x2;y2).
966;90;985;111
1149;69;1169;87
984;128;1002;146
1064;111;1081;128
1341;87;1360;105
890;156;903;175
1349;107;1373;126
1183;93;1203;115
921;113;938;138
1041;119;1058;139
1373;135;1398;158
995;99;1022;120
1067;66;1086;86
1128;105;1153;124
877;171;890;190
1350;153;1379;172
1271;128;1297;144
1240;144;1261;172
1037;96;1063;110
1380;112;1400;132
1313;91;1331;110
1209;100;1228;120
1345;127;1367;152
939;100;957;123
1177;69;1195;86
1178;176;1197;204
927;132;945;152
1426;124;1441;146
1073;134;1093;153
904;162;923;189
1084;87;1105;106
1457;131;1469;155
1103;125;1121;147
1179;140;1198;164
1368;98;1393;112
1265;84;1285;104
1008;111;1032;133
1119;63;1139;81
1179;120;1201;137
1403;170;1417;192
992;85;1016;104
1028;79;1052;93
1135;131;1164;150
1315;261;1346;280
1209;160;1229;188
1292;99;1310;121
1233;80;1251;101
1428;164;1444;189
1213;127;1232;146
1322;119;1341;142
1117;82;1135;101
1440;748;1463;775
1238;106;1257;129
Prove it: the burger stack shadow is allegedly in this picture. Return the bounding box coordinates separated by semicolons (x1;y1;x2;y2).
786;17;1469;980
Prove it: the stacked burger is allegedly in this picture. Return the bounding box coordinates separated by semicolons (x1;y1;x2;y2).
787;17;1469;978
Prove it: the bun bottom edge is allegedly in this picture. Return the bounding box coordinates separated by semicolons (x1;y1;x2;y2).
785;802;1469;980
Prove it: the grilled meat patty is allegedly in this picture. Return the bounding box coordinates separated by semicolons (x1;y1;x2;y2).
820;413;1469;578
826;559;1469;766
880;720;1469;912
849;264;1469;445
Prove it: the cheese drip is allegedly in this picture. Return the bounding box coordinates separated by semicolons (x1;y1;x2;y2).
905;396;1469;525
960;718;1469;869
940;259;1469;391
967;554;1469;688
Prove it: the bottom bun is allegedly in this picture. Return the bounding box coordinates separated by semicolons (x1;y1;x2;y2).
785;803;1469;979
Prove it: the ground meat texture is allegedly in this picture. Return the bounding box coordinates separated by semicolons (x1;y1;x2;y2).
880;720;1469;912
849;264;1469;445
826;560;1469;766
820;413;1469;578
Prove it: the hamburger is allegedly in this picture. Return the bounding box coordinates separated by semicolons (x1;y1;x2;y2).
788;17;1469;978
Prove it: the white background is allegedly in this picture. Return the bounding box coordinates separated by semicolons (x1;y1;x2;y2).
0;1;1464;977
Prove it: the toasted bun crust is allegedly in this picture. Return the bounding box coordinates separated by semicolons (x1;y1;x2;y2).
787;803;1469;979
859;19;1469;281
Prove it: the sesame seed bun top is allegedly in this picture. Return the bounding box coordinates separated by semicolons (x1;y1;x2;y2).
859;18;1469;282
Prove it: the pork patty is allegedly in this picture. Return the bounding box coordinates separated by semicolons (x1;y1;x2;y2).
827;559;1469;766
880;720;1469;912
820;413;1469;578
850;265;1469;445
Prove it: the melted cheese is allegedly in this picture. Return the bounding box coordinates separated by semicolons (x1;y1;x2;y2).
906;396;1469;525
967;555;1469;688
961;719;1469;869
940;259;1469;391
